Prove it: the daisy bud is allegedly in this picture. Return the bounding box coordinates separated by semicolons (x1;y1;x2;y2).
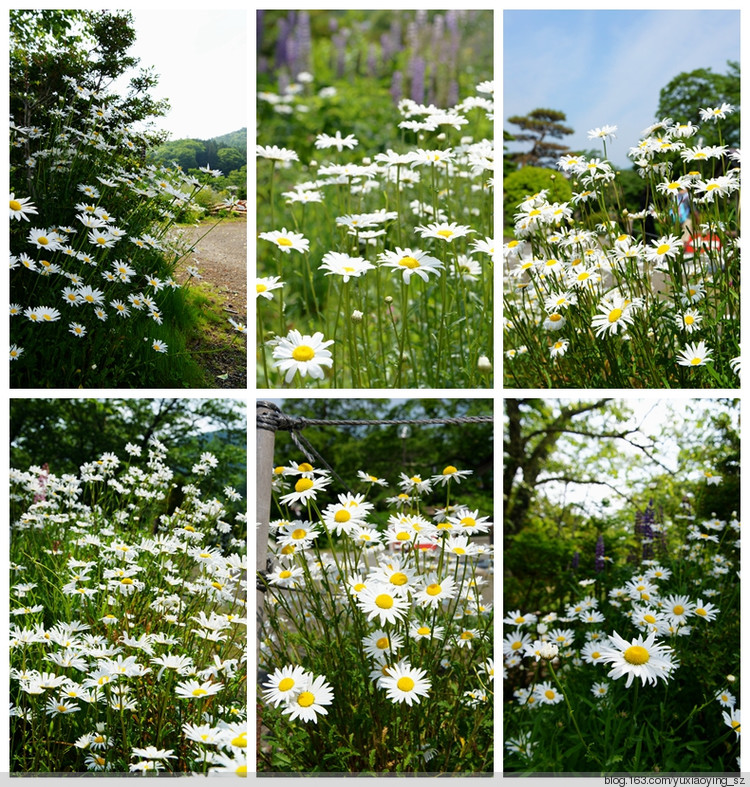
727;674;736;683
477;355;492;373
384;296;393;304
351;310;363;323
539;642;559;661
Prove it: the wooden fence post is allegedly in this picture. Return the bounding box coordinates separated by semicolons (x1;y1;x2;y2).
255;401;277;649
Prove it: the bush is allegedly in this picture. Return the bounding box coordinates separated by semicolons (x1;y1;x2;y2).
503;167;572;229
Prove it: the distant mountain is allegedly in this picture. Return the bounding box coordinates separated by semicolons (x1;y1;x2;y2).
150;129;247;174
212;128;247;153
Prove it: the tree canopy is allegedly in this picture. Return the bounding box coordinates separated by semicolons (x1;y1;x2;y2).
655;61;740;148
10;10;168;134
504;398;739;610
504;108;573;169
149;129;248;174
10;398;247;503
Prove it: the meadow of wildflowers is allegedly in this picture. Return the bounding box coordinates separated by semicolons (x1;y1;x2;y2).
9;438;247;773
504;484;739;773
10;25;246;388
256;11;494;388
504;111;740;388
258;458;493;772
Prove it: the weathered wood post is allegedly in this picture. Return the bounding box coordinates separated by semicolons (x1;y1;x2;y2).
256;401;278;644
255;400;278;757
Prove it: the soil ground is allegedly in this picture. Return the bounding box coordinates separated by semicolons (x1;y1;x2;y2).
172;220;247;388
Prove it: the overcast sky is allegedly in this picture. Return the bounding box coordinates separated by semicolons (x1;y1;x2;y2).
504;10;740;167
111;10;247;141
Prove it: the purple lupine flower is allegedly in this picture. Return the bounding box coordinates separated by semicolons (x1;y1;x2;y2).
367;43;378;79
275;16;290;71
297;12;311;75
390;70;403;105
595;535;605;573
410;55;425;104
447;79;459;109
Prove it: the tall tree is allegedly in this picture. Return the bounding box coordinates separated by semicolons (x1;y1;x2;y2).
655;61;740;148
505;108;574;168
10;10;168;133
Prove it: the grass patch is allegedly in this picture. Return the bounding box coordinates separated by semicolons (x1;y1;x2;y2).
184;282;246;385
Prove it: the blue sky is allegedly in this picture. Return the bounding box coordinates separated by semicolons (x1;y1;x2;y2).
504;10;740;167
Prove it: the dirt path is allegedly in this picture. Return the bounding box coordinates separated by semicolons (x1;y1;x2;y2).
172;220;247;388
175;220;247;314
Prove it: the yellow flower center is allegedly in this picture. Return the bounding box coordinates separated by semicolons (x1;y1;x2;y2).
295;478;314;493
390;572;408;586
690;357;702;366
608;308;623;323
460;517;476;528
624;645;650;665
437;229;454;238
192;688;208;696
256;284;267;292
297;691;314;707
353;582;366;592
279;570;292;579
443;465;457;475
399;256;420;269
396;531;410;541
460;631;474;640
278;678;295;692
10;200;22;211
591;651;600;660
426;583;442;596
376;636;389;649
695;607;706;616
545;689;556;700
453;547;466;555
656;243;670;255
291;527;308;539
292;345;315;362
417;626;430;635
232;733;247;748
184;525;196;532
397;677;415;692
732;721;740;731
644;614;656;624
277;237;293;246
120;578;133;585
96;237;107;245
685;315;694;325
334;510;351;523
375;593;394;609
37;236;49;245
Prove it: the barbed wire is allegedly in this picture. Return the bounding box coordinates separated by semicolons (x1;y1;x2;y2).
257;402;493;433
257;401;492;494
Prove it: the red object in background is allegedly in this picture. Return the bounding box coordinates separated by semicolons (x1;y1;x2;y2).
684;234;722;255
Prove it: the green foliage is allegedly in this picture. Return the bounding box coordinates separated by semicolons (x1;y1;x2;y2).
272;399;493;515
150;129;248;174
504;399;740;774
505;108;574;169
259;398;494;773
503;167;572;229
10;10;239;388
656;61;740;148
10;10;168;134
10;398;247;510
